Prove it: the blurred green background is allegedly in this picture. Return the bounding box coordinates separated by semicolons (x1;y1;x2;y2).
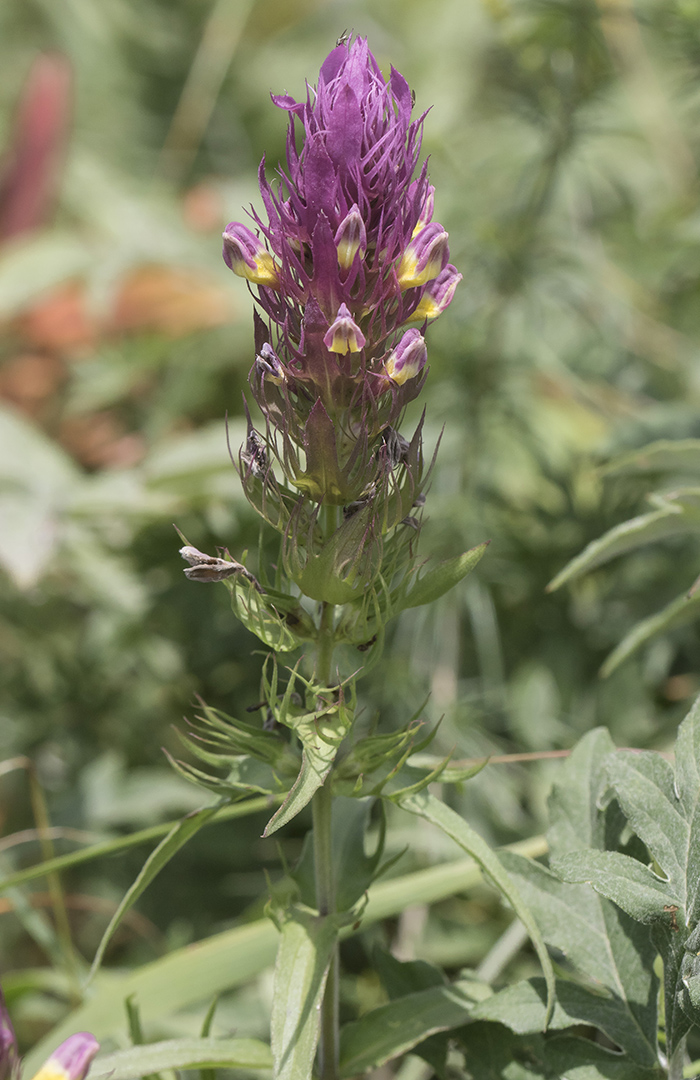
2;0;700;1054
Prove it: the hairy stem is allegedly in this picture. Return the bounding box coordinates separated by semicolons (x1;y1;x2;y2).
313;512;340;1079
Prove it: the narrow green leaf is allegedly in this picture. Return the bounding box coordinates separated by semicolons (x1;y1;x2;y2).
0;796;277;895
395;790;556;1026
602;439;700;478
87;801;226;983
601;589;700;676
263;712;350;837
547;502;695;592
395;543;488;613
87;1037;272;1080
339;978;482;1076
227;576;300;652
270;905;339;1080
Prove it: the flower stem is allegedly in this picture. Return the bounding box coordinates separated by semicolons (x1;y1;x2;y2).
313;519;340;1080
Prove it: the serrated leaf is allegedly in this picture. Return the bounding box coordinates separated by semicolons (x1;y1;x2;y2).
472;976;656;1066
547;499;699;592
393;543;488;613
270;904;340;1080
501;855;658;1064
87;1037;272;1080
394;790;556;1026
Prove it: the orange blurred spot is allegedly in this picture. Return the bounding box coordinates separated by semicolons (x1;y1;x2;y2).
111;265;234;337
183;181;225;233
0;352;66;415
14;281;96;353
60;412;146;469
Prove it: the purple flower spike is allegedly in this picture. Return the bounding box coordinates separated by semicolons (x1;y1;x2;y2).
412;265;463;321
384;328;428;386
323;303;366;354
334;206;367;269
223;36;460;506
31;1034;100;1080
222;222;280;287
397;222;450;289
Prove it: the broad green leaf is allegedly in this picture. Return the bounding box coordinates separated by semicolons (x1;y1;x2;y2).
600;589;700;676
270;905;339;1080
393;543;489;613
87;800;226;983
86;1037;272;1080
338;977;484;1077
602;439;700;478
457;1025;661;1079
395;790;556;1026
552;848;679;921
501;856;659;1065
23;839;548;1076
500;730;658;1065
472;976;657;1065
547;499;700;592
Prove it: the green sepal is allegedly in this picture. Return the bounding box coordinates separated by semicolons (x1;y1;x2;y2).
285;498;383;604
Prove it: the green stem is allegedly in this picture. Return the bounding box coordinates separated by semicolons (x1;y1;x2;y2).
313;511;340;1080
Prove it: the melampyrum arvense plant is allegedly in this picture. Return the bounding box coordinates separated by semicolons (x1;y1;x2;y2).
174;36;547;1080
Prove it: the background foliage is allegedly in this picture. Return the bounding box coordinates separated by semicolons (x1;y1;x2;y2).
3;0;700;1070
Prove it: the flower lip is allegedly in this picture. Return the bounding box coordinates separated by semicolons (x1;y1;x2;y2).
384;328;428;385
31;1034;100;1080
222;222;280;287
411;264;462;321
323;303;366;354
397;221;449;290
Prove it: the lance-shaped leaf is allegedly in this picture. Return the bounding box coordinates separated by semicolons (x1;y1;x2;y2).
547;492;700;592
263;685;353;836
88;1038;273;1080
270;903;346;1080
600;588;700;676
391;543;488;613
338;975;484;1077
602;438;700;478
393;789;556;1026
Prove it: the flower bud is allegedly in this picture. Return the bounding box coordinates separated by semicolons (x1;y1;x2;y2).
384;329;427;385
255;342;285;383
323;303;366;354
334;206;367;269
412;264;462;321
413;185;435;236
30;1035;99;1080
396;222;449;289
222;223;280;287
